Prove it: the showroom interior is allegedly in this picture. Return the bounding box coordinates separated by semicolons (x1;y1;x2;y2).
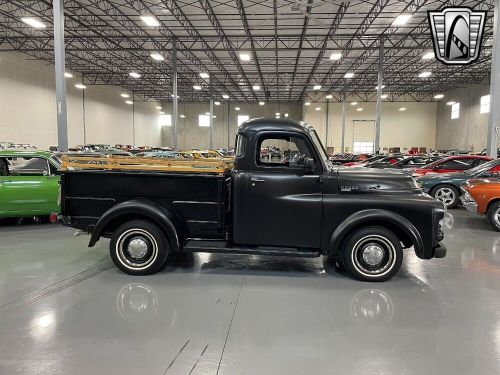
1;0;500;374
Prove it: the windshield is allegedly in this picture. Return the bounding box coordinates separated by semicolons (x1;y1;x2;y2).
468;159;500;176
309;130;331;170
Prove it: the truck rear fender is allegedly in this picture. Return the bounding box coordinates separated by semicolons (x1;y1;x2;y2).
88;199;180;251
327;209;424;257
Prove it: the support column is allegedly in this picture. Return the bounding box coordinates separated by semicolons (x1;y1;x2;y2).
341;82;347;155
172;40;178;150
325;98;330;150
53;0;68;151
132;92;136;146
375;37;384;155
210;81;214;149
227;102;231;149
487;0;500;158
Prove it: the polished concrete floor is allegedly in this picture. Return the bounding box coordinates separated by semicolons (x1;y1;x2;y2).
0;210;500;374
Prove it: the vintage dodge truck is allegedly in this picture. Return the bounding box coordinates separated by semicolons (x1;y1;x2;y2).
61;119;446;281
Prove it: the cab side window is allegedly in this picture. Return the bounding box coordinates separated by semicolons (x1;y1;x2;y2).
258;135;314;168
0;158;9;176
10;157;49;176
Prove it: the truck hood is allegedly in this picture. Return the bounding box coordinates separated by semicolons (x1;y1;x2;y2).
336;168;421;194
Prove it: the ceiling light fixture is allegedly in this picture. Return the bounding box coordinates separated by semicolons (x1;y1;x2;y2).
375;85;386;90
129;72;141;78
419;71;432;78
325;94;333;99
150;52;164;61
351;102;358;106
284;113;289;118
121;93;130;98
140;15;160;27
125;100;134;105
304;102;311;106
356;108;363;112
381;94;389;99
392;14;412;26
214;101;220;105
222;94;229;99
252;85;261;91
75;83;86;89
329;52;342;61
422;51;435;60
180;114;186;118
344;72;355;79
21;17;46;29
434;94;444;99
199;72;209;79
275;112;280;116
399;107;407;111
313;85;322;90
156;106;162;109
259;101;265;105
239;52;251;61
235;107;240;111
446;101;456;106
64;72;73;78
193;85;202;90
315;107;321;111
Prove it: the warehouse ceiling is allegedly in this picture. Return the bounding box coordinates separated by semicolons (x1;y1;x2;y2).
0;0;495;103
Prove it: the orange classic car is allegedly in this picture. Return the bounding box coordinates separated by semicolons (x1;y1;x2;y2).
461;177;500;231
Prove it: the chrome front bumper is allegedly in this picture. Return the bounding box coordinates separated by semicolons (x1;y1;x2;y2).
459;190;478;213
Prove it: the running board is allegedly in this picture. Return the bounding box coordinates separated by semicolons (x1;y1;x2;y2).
183;240;321;258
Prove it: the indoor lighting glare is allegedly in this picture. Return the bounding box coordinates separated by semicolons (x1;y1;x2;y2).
193;85;202;90
129;72;141;78
313;85;322;90
434;94;445;99
213;115;217;118
205;112;210;115
64;72;73;78
356;108;363;112
160;111;165;114
214;101;220;105
422;51;435;60
239;52;251;61
304;102;311;106
344;72;355;79
121;93;130;98
140;15;160;27
447;101;456;106
252;85;261;91
125;100;134;105
156;106;162;109
180;114;186;118
150;52;164;61
75;83;86;89
284;113;289;117
315;107;321;111
170;94;180;98
392;14;412;26
199;72;209;79
275;112;280;116
235;107;240;111
381;94;389;99
375;85;386;90
325;94;333;99
418;71;432;78
399;107;407;111
21;17;46;29
259;101;265;105
351;102;358;106
222;94;229;99
330;52;342;61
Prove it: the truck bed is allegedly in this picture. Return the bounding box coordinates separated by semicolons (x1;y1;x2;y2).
61;170;231;240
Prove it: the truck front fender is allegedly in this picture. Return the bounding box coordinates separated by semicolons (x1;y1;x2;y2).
88;199;180;251
328;209;424;257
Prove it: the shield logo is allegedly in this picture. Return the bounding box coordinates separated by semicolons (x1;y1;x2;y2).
428;7;487;65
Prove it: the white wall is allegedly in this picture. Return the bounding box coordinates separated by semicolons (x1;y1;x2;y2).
0;52;162;149
303;100;437;154
436;82;492;152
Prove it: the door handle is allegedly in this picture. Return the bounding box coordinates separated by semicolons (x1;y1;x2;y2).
251;178;265;186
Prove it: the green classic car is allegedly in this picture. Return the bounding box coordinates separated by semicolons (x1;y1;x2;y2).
0;150;61;218
416;159;500;208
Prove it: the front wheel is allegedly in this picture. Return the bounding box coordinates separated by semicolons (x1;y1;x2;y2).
110;219;169;275
431;184;460;209
487;202;500;231
342;226;403;282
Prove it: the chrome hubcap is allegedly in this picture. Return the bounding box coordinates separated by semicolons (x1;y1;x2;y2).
435;188;455;206
362;245;384;266
494;208;500;228
127;237;149;259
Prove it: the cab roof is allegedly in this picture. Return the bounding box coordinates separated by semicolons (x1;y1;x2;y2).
237;118;315;136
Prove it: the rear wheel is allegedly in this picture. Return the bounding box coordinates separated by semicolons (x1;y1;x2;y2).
110;220;169;275
487;202;500;231
342;226;403;282
431;184;460;209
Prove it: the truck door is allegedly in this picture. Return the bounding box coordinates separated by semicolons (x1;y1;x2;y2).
233;133;323;249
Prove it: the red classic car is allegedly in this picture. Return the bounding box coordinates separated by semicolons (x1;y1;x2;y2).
413;155;492;177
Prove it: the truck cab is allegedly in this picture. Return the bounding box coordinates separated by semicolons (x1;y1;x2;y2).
61;118;446;282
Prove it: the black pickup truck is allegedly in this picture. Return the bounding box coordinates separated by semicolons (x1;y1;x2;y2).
61;119;446;282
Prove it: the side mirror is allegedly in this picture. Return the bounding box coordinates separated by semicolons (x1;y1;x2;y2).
303;157;315;170
42;170;49;176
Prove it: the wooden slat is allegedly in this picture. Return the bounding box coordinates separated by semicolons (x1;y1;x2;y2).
61;155;233;174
